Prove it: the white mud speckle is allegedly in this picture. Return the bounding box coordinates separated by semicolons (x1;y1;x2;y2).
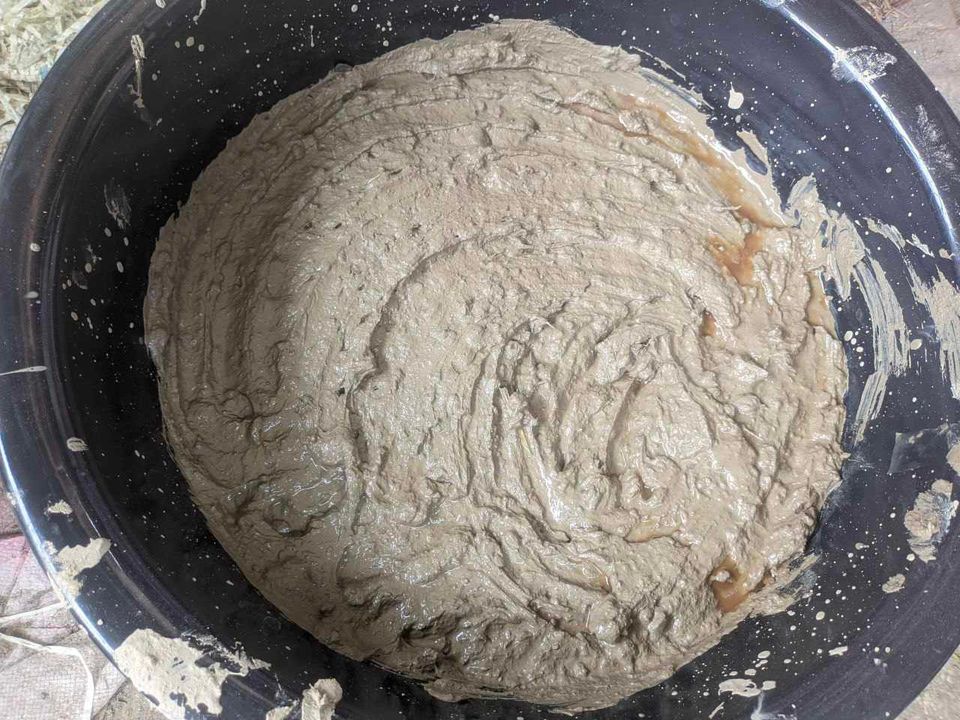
0;365;47;377
114;629;268;720
129;35;147;111
50;538;111;596
948;440;960;476
728;84;744;110
66;437;88;452
46;500;73;515
719;678;774;698
904;480;958;563
831;46;897;83
265;678;342;720
301;678;343;720
915;105;957;174
882;574;906;593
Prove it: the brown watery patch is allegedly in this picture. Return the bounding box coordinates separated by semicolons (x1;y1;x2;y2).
562;93;779;289
563;94;784;230
699;309;717;337
707;230;765;286
709;557;756;614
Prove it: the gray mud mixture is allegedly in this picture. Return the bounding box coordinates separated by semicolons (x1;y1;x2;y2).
145;20;847;710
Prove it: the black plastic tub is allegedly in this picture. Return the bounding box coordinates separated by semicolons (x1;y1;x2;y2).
3;1;960;718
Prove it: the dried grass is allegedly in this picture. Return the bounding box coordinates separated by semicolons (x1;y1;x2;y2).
0;0;104;156
859;0;905;21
